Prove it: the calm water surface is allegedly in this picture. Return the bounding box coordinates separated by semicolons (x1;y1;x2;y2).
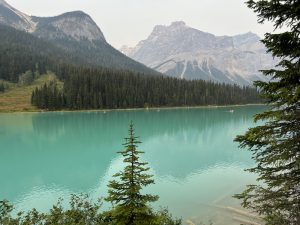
0;105;266;224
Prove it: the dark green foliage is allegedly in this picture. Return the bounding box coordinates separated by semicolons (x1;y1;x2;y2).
0;195;108;225
31;81;65;110
153;208;182;225
106;122;159;225
234;1;300;224
0;200;13;223
0;24;64;83
0;198;180;225
32;64;261;110
0;81;5;92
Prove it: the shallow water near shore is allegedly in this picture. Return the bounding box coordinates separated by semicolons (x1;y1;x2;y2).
0;105;266;224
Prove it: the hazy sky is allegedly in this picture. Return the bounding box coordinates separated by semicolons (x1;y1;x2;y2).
8;0;275;49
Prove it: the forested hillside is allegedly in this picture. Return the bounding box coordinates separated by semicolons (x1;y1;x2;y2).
0;24;71;82
0;24;159;83
31;64;261;110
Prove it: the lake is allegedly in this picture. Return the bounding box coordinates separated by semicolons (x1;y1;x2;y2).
0;105;266;224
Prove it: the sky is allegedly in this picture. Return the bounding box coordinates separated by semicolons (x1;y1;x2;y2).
8;0;275;49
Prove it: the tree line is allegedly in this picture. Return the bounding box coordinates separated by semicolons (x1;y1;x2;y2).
31;65;261;110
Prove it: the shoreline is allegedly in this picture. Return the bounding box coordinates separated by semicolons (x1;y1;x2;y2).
0;103;266;114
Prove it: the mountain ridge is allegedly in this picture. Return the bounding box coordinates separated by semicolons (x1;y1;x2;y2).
120;21;276;85
0;0;160;75
32;11;106;42
0;0;36;32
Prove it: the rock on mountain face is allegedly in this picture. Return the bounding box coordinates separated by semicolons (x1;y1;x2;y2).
0;0;36;32
121;21;276;85
0;0;104;42
0;0;158;74
32;11;106;42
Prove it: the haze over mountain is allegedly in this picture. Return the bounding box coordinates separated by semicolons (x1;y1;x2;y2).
0;0;158;75
0;0;276;85
121;21;277;85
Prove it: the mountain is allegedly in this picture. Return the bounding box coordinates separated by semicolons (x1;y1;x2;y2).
0;23;82;82
120;21;277;85
0;0;36;32
0;0;159;75
32;11;106;42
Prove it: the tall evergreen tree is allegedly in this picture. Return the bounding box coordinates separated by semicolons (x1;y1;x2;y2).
106;122;159;225
235;1;300;225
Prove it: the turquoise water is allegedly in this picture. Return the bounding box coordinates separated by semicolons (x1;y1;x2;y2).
0;105;266;224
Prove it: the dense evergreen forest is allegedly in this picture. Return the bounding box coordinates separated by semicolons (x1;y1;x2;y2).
31;65;261;110
0;24;91;82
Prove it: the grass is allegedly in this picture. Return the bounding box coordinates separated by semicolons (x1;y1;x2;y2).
0;72;62;112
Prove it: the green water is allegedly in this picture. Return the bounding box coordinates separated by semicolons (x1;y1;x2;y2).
0;105;266;224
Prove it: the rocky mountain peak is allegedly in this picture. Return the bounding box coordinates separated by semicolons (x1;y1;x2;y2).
60;10;87;17
170;21;186;27
121;21;276;85
152;21;188;34
233;32;261;46
34;11;106;42
152;24;165;34
152;21;188;35
0;1;106;42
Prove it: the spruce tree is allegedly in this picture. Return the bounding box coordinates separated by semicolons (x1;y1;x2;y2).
235;1;300;224
106;122;158;225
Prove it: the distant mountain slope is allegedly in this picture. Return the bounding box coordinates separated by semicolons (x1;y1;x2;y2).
0;0;36;31
0;0;159;75
32;11;106;42
120;21;277;85
0;24;73;82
